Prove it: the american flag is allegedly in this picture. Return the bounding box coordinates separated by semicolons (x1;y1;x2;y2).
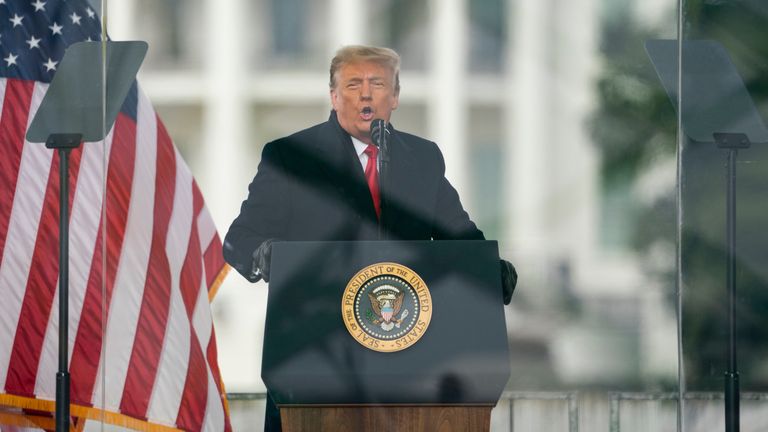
0;0;231;430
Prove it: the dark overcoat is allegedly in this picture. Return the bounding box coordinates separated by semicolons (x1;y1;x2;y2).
223;111;484;281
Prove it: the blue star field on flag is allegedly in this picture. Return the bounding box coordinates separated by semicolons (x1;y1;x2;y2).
0;0;102;82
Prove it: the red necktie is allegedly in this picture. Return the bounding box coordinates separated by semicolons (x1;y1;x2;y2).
364;145;381;219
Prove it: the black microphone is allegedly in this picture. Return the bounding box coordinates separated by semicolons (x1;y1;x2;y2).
369;119;388;149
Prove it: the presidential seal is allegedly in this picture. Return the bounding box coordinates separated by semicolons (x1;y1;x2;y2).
341;262;432;353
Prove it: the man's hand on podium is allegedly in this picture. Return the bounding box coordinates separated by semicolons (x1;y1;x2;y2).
500;259;517;305
250;239;275;283
249;240;517;302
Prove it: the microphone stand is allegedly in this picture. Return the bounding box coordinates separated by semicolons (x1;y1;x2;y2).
376;124;389;241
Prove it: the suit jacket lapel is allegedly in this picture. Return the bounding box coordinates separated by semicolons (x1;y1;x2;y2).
314;111;379;223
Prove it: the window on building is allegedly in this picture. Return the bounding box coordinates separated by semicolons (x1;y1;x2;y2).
135;0;204;69
247;0;329;70
468;105;503;240
468;0;506;73
368;0;429;72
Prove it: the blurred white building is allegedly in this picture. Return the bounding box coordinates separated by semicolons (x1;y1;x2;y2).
109;0;678;395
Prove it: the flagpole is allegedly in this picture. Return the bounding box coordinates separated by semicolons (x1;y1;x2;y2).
47;134;82;432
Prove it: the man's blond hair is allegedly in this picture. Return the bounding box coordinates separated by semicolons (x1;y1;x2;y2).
329;45;401;93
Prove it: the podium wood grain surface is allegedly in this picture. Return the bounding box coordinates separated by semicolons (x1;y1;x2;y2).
280;406;492;432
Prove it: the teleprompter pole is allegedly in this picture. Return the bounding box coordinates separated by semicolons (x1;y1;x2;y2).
725;146;739;432
714;132;751;432
47;134;83;432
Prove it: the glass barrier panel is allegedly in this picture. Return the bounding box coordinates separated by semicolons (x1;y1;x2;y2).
680;0;768;430
0;0;700;431
0;0;113;429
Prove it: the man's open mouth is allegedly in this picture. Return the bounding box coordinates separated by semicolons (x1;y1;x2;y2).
361;107;374;120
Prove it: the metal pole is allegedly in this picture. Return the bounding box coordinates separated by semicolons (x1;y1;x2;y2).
55;148;71;432
610;394;620;432
45;134;81;431
724;148;739;432
509;398;514;432
712;132;749;432
379;144;388;241
568;393;579;432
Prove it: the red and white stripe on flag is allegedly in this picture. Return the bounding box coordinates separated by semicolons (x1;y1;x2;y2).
0;77;231;432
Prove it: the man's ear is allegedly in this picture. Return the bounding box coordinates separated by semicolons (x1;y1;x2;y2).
330;89;339;111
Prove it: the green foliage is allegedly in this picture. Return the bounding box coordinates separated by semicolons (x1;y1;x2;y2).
589;12;677;183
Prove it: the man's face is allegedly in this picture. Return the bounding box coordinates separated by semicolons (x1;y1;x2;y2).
330;61;399;145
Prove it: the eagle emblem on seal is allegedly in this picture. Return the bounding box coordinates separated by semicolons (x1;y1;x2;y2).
367;285;410;332
342;262;432;352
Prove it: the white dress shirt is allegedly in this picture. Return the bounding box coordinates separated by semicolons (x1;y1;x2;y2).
351;135;373;171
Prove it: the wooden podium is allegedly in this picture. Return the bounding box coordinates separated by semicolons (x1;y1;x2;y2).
280;406;491;431
263;241;510;432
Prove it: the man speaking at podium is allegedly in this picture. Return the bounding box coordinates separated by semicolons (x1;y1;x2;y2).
223;45;516;431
